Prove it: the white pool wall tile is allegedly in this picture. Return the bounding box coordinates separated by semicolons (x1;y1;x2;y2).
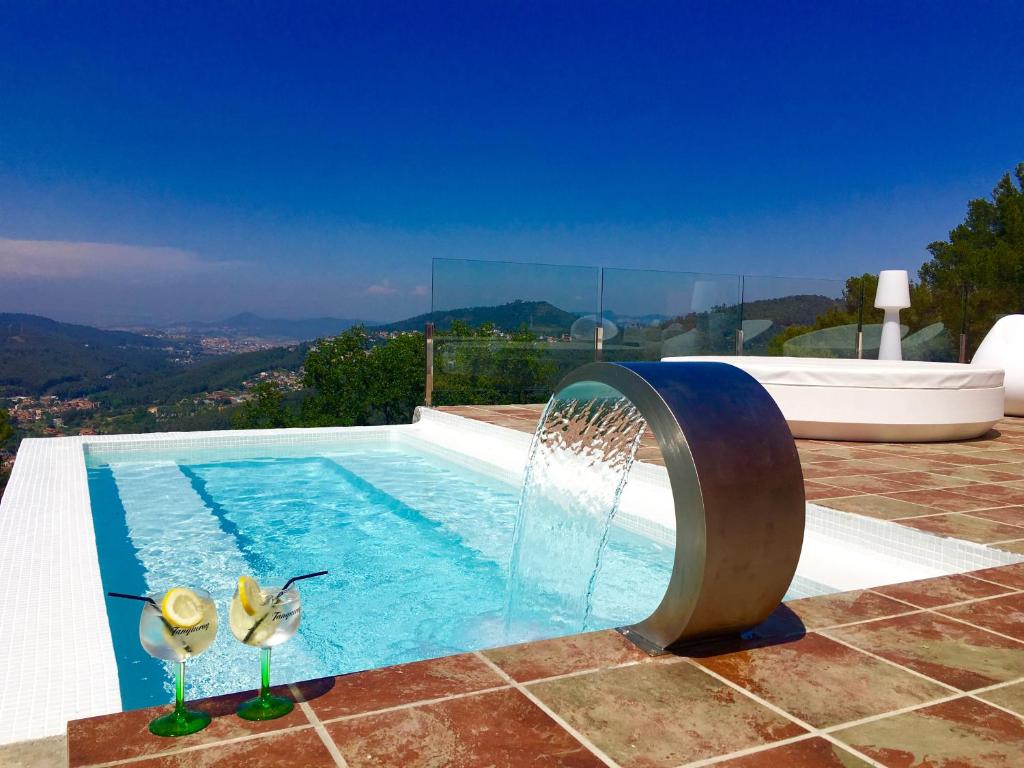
0;437;119;745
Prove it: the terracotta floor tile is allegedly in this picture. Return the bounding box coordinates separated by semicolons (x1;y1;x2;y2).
968;505;1024;525
67;686;308;767
710;737;873;767
813;474;919;494
528;659;805;767
833;697;1024;767
939;593;1024;641
827;612;1024;690
124;728;336;767
872;573;1014;609
883;488;1010;513
970;563;1024;590
963;449;1024;462
978;462;1024;478
693;633;948;728
796;447;841;463
296;653;506;720
897;512;1024;543
798;464;847;479
806;447;891;461
482;629;650;682
871;470;971;489
803;481;847;500
325;688;604;768
927;452;1007;466
942;464;1024;483
800;459;894;477
871;455;979;472
783;590;914;629
954;483;1024;505
815;494;940;520
976;681;1024;716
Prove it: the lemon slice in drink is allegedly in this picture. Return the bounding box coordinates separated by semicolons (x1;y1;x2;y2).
161;587;204;628
238;575;265;616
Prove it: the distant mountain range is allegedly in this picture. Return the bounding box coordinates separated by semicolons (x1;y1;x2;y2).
166;312;372;341
0;313;185;397
380;300;580;335
1;293;841;400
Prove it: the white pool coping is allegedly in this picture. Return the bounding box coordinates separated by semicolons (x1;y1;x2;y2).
1;412;1022;745
0;424;406;745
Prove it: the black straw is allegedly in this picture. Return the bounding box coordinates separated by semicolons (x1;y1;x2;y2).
108;591;158;607
280;571;328;594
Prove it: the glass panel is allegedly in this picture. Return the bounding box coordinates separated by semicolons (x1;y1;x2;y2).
430;258;601;404
740;275;854;358
600;268;742;361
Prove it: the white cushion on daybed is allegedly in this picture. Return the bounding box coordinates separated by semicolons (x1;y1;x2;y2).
661;355;1005;442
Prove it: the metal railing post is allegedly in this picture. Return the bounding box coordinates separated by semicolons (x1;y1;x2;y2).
856;280;866;360
595;325;604;361
736;275;745;355
424;322;434;407
959;284;969;363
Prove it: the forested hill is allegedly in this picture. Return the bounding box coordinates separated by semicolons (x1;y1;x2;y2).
0;313;307;405
0;313;181;397
381;300;580;335
740;294;840;326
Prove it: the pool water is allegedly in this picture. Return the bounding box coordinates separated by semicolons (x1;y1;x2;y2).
88;441;780;709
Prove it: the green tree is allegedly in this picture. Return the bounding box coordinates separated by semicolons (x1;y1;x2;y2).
0;408;13;446
433;321;557;405
233;381;289;429
299;327;426;426
920;162;1024;354
300;327;374;426
365;332;426;424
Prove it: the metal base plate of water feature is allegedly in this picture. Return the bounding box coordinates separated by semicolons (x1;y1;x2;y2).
547;361;805;651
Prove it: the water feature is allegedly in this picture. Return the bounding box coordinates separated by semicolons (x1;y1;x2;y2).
505;381;649;642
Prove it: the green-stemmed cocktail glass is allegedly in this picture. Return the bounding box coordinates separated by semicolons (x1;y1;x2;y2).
228;572;326;721
111;587;218;737
229;580;302;720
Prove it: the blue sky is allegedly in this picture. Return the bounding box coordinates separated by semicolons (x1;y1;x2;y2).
1;1;1022;324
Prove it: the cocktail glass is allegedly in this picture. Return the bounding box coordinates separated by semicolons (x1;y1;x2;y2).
118;588;218;737
229;583;302;720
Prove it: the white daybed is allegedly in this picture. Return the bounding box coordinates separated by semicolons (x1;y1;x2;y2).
660;355;1004;442
972;315;1024;416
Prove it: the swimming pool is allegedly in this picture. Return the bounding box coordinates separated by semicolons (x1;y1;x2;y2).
88;437;700;709
6;414;1023;744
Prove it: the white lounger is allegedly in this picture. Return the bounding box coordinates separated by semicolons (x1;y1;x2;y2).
972;315;1024;416
660;356;1004;442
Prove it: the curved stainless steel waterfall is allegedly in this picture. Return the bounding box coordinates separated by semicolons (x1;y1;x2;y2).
552;361;805;650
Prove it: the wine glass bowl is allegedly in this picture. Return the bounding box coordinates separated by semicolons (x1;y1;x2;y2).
140;590;218;661
229;586;301;648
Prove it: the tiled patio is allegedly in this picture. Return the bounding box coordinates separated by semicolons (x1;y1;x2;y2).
52;409;1024;767
440;406;1024;554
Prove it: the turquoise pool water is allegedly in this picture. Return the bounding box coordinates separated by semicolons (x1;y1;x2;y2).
87;440;681;709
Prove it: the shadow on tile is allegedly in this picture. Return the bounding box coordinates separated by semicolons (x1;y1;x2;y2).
662;604;807;659
290;674;336;703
